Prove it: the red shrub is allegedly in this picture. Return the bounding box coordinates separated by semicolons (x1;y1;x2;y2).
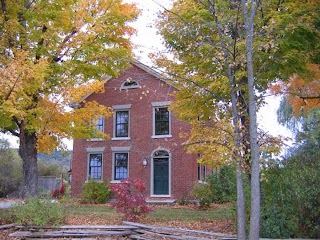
51;184;66;199
110;179;153;222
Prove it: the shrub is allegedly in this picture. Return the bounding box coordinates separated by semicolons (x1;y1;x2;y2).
207;166;237;203
261;159;320;238
51;184;66;199
13;197;65;226
192;184;212;209
111;179;153;221
178;196;189;205
80;180;111;204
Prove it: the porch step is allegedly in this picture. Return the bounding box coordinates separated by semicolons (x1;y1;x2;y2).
146;198;176;205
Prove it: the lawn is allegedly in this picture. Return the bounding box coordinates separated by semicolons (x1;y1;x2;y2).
64;203;235;234
0;202;236;234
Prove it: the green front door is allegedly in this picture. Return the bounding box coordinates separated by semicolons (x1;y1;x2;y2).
153;158;169;195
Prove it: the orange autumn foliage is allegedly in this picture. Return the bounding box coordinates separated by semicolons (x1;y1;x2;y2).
271;64;320;116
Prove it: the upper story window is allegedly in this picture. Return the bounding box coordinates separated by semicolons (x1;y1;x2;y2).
95;117;104;132
115;111;129;137
152;101;172;138
155;107;169;135
90;117;104;140
112;104;131;140
120;78;140;89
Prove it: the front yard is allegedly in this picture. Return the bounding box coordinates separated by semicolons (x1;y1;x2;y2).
64;203;235;233
0;201;235;238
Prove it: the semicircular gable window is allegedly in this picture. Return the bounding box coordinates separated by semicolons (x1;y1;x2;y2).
121;78;139;89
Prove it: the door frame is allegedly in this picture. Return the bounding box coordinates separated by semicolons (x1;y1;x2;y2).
150;148;171;197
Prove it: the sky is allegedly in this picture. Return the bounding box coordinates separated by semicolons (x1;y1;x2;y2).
1;0;292;149
127;0;174;64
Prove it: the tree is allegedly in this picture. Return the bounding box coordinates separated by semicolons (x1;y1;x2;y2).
0;0;139;196
271;64;320;115
155;0;319;238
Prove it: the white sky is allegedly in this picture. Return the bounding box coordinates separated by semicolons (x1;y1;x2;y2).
1;0;292;149
128;0;174;64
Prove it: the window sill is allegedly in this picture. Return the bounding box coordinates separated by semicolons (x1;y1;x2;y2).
151;134;172;139
111;137;130;141
110;180;123;184
151;195;171;198
198;180;208;184
88;138;105;141
85;179;103;183
120;86;140;90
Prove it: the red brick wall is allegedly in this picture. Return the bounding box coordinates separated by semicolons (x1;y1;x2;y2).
71;64;199;200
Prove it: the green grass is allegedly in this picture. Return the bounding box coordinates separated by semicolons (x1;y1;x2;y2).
65;205;119;218
0;203;235;225
149;207;234;222
64;204;235;223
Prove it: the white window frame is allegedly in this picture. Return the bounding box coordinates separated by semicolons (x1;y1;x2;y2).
111;146;131;183
112;104;131;140
152;101;172;138
86;147;105;181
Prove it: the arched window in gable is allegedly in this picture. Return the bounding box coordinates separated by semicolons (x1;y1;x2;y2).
120;78;139;89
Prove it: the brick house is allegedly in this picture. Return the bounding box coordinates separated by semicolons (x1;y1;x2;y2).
71;61;208;201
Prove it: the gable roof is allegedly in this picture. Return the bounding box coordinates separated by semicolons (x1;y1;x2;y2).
74;60;175;105
131;61;167;82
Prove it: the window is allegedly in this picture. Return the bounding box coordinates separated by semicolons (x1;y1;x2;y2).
112;105;131;140
114;153;128;180
89;153;102;180
120;78;139;89
198;163;207;183
155;107;169;135
89;117;104;140
95;117;104;132
152;102;171;138
115;111;129;137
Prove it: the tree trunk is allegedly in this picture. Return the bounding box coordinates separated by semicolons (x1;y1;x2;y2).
19;122;38;197
241;1;261;239
231;87;247;240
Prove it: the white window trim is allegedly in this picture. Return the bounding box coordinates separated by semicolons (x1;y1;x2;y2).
113;104;132;110
111;147;130;181
86;147;105;153
150;148;171;197
151;101;171;107
112;104;131;139
152;102;172;138
87;152;103;181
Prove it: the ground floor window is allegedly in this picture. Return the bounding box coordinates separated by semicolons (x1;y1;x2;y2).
114;153;128;180
89;153;102;180
198;163;207;182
